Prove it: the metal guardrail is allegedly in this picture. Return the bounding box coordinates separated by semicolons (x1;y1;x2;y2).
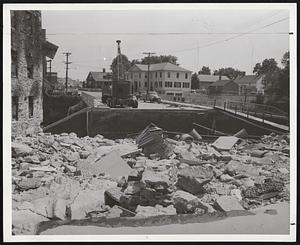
215;100;289;127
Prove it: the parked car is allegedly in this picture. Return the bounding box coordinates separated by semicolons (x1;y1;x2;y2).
141;91;161;103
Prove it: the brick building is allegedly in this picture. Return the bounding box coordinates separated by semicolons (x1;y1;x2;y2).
11;10;58;135
126;62;192;97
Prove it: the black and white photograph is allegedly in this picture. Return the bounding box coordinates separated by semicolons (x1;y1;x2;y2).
3;3;296;242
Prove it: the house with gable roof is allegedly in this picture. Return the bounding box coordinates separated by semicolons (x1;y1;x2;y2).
126;62;192;96
85;68;112;89
234;74;265;95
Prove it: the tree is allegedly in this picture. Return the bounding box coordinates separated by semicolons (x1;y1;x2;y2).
198;66;211;75
134;55;179;65
277;51;289;98
253;58;280;94
191;73;200;89
110;54;132;81
213;67;244;80
253;58;278;76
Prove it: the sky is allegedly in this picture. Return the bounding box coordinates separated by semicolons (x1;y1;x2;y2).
41;8;290;80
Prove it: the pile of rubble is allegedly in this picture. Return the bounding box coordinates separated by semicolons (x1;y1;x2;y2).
11;127;290;235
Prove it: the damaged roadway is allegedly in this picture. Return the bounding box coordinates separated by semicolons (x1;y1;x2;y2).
11;126;290;235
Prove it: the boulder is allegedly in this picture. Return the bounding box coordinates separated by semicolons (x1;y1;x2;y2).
176;166;213;195
214;196;244;212
173;190;208;214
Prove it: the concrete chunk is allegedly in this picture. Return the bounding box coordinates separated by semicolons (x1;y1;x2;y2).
212;136;240;151
215;196;244;212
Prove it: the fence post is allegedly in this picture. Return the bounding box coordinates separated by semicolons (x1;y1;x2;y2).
247;106;249;118
262;111;265;123
214;99;216;107
224;101;226;110
235;104;237;114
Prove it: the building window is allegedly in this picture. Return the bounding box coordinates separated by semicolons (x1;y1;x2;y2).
165;81;173;88
168;72;170;78
183;82;190;88
155;72;157;78
155;82;158;88
174;82;182;88
185;73;188;79
12;96;18;120
27;65;33;79
160;72;162;78
139;81;141;87
145;73;147;78
176;73;179;79
28;96;34;118
144;82;148;87
139;73;141;78
159;81;162;88
11;50;18;77
131;73;133;79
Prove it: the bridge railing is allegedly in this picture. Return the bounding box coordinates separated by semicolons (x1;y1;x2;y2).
216;100;289;127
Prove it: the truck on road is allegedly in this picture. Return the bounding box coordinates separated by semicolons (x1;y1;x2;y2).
101;40;138;108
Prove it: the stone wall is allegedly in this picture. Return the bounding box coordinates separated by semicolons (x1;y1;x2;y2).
11;11;43;136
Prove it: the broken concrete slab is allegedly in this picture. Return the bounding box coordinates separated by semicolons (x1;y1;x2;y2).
250;150;268;158
212;136;240;151
176;166;214;195
225;160;260;177
214;196;244;212
12;142;33;157
15;178;42;191
233;128;248;139
28;166;57;172
70;190;106;220
173;190;208;214
135;204;176;217
104;187;123;207
78;150;132;179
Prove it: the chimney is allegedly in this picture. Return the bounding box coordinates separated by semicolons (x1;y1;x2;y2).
103;68;106;73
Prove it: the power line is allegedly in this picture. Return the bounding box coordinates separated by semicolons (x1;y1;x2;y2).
158;16;290;55
46;31;290;36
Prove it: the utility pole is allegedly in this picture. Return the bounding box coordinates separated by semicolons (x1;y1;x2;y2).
46;59;52;84
116;40;122;81
143;52;156;93
63;52;72;93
